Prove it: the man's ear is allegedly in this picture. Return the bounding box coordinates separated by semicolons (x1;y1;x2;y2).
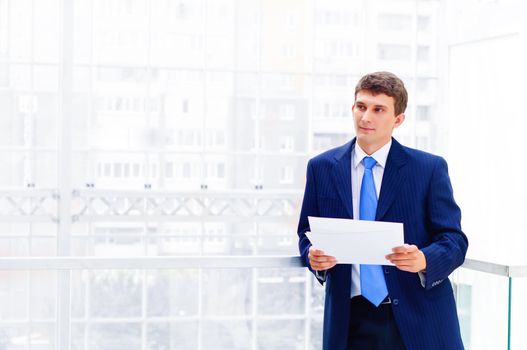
394;113;405;128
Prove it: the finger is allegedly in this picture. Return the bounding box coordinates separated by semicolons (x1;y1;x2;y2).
392;261;415;267
386;253;418;261
392;260;419;269
388;248;420;257
315;258;337;267
388;256;418;265
311;261;337;271
310;255;336;263
391;259;418;266
313;252;336;259
309;248;326;256
308;251;326;260
391;245;408;253
404;244;418;252
309;253;336;261
391;244;417;253
311;255;337;262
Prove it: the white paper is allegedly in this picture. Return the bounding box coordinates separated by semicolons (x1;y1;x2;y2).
306;216;404;265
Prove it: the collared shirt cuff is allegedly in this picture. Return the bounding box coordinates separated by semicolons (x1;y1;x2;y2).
418;270;426;288
315;269;327;283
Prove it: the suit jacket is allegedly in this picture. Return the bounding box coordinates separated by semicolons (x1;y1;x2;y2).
297;138;468;350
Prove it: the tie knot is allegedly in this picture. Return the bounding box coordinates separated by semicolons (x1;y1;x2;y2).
363;156;377;170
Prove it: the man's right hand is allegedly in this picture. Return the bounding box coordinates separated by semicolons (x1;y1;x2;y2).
308;246;337;271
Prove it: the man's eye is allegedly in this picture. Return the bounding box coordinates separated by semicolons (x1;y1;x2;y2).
375;108;383;112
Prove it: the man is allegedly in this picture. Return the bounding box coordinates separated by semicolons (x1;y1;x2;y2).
297;71;468;350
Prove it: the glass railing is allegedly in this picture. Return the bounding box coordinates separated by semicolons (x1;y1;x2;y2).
0;257;320;349
453;259;527;350
0;256;525;349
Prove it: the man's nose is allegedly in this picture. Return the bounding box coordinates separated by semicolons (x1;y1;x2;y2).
361;109;373;122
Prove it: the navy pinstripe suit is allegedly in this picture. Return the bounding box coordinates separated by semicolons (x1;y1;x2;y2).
298;138;468;350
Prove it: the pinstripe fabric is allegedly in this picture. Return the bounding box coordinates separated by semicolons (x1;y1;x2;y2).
297;138;468;350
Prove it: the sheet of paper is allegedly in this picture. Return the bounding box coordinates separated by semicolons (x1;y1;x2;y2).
306;216;404;265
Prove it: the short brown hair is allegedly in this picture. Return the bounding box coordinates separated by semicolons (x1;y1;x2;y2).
354;71;408;115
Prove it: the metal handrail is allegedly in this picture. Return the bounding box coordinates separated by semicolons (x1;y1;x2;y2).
0;256;525;277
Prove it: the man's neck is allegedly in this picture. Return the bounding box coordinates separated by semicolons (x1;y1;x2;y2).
356;139;391;155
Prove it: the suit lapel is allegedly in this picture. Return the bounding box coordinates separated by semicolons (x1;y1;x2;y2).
331;140;354;219
376;138;408;220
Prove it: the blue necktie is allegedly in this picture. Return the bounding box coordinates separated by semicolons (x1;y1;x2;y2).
359;156;388;306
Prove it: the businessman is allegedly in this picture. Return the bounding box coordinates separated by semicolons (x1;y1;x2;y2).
297;71;468;350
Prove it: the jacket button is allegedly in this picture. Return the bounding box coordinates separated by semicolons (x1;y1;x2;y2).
384;268;390;274
392;299;399;305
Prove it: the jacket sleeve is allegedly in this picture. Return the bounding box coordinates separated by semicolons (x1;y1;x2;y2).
421;156;469;290
297;160;326;284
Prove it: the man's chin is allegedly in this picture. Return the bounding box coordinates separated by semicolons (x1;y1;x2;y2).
356;135;374;143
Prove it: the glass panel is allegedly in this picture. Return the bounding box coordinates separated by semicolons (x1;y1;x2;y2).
233;0;258;71
310;318;324;350
89;270;143;318
145;224;202;256
72;0;92;64
30;237;57;256
29;323;55;349
0;271;28;320
0;237;30;256
258;268;304;315
259;154;308;190
147;269;199;317
71;270;87;318
255;222;297;255
146;322;198;350
67;267;313;347
0;326;30;350
453;268;510;350
310;277;325;315
34;0;60;63
9;0;32;61
150;1;205;68
33;65;59;148
201;320;252;349
29;271;56;319
92;0;149;66
89;323;141;350
205;1;235;69
202;269;252;316
511;276;527;349
257;319;305;349
71;323;86;350
229;154;261;190
0;223;30;237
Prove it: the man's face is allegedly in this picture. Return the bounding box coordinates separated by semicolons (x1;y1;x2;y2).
352;90;405;153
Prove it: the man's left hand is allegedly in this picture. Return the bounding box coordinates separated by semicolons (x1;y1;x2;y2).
386;244;427;273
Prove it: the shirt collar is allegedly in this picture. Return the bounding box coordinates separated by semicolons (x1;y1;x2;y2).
353;139;392;169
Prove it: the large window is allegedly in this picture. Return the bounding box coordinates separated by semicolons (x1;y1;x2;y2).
1;0;526;348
